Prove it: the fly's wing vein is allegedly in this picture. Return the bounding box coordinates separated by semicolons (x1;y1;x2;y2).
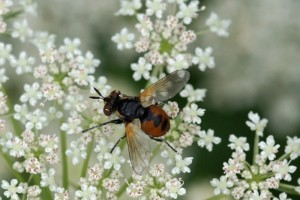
139;70;190;107
125;119;151;175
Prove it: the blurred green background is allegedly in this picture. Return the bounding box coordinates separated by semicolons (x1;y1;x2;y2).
1;0;300;199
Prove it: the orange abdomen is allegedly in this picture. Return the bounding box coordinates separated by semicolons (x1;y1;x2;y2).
140;105;170;137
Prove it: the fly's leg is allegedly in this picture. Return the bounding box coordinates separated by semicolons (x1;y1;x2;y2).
81;119;123;133
110;135;126;153
149;136;178;153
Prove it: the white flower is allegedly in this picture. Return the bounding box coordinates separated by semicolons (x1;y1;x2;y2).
285;136;300;160
163;101;179;119
88;164;103;182
246;111;268;136
32;31;56;49
19;0;38;16
20;82;42;106
39;44;58;63
39;134;59;153
10;51;35;74
14;104;28;124
24;157;42;174
249;190;268;200
11;19;33;42
163;178;186;199
61;116;82;134
54;187;69;200
103;178;120;192
0;0;13;15
273;192;292;200
42;82;64;101
6;137;29;157
112;28;135;50
231;186;245;200
59;37;81;59
146;0;166;18
180;30;196;44
167;54;189;73
273;159;297;181
90;76;111;97
206;12;231;37
135;14;153;37
135;37;150;53
27;185;42;198
66;141;87;165
228;134;249;152
0;91;8;114
223;158;243;177
41;168;57;191
192;47;215;71
69;65;94;86
180;84;206;102
179;132;193;147
76;51;100;73
131;57;152;81
210;176;233;195
116;0;142;16
126;182;144;198
25;109;47;130
0;42;12;65
197;129;221;151
181;103;205;124
95;138;111;162
1;179;24;199
0;118;6;130
0;18;7;33
171;154;193;174
103;147;126;171
176;1;199;24
149;163;165;177
259;135;280;161
75;183;98;200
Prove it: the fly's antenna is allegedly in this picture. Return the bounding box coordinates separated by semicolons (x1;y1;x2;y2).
89;87;104;100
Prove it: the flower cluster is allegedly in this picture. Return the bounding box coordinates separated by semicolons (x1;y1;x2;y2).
210;111;300;199
113;0;231;80
0;0;230;199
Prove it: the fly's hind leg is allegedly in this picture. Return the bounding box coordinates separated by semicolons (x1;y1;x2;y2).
149;136;178;153
110;135;126;153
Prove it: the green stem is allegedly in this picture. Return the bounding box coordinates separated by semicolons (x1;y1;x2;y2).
1;86;23;136
3;9;23;20
0;150;25;182
252;132;259;165
205;194;233;200
196;28;210;36
33;175;53;199
243;161;252;172
146;65;163;87
278;152;291;161
80;136;95;178
60;130;69;189
278;183;300;196
117;177;133;198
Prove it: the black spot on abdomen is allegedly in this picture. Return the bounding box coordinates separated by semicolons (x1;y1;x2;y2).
153;114;162;127
161;119;168;131
141;108;162;128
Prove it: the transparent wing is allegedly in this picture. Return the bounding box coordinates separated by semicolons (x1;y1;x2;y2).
125;119;151;175
139;70;190;107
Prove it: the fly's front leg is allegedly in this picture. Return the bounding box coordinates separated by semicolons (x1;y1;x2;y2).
81;119;123;133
